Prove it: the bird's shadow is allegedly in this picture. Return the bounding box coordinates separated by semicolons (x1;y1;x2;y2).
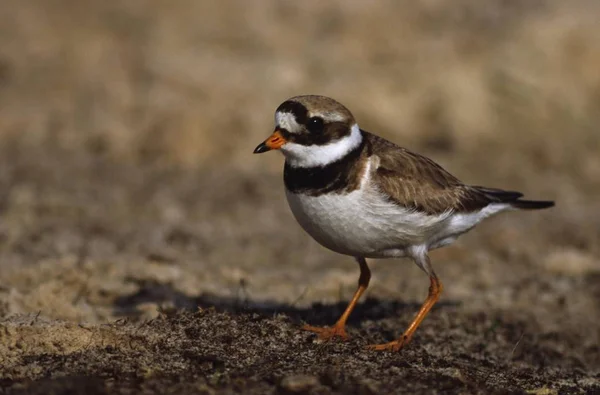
113;278;459;327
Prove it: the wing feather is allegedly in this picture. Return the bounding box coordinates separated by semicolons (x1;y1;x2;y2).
364;131;491;215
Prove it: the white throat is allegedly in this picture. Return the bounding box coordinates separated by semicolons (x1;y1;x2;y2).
282;124;363;168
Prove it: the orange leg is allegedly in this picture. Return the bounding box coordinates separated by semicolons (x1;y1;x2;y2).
367;272;443;352
303;257;371;341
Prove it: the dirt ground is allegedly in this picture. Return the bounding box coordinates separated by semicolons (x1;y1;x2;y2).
1;1;599;394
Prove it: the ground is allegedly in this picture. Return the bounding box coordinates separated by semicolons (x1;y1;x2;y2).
0;1;599;394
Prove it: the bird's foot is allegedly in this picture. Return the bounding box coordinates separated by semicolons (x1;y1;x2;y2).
302;323;349;341
366;334;410;352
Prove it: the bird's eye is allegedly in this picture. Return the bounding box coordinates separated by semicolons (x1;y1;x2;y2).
307;117;324;134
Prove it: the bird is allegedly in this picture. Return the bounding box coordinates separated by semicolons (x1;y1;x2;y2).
253;95;554;352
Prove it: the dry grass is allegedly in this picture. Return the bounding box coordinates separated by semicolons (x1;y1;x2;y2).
1;0;599;174
0;0;599;393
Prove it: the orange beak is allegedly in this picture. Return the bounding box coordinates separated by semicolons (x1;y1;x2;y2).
253;130;286;154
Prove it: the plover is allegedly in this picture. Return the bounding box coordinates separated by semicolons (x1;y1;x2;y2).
253;95;554;351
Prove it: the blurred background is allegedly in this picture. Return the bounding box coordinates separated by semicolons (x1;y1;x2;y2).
0;0;598;349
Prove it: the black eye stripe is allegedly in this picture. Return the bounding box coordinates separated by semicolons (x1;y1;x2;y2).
281;121;350;146
277;127;292;139
307;116;325;134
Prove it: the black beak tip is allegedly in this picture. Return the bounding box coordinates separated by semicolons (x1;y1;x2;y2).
253;143;270;154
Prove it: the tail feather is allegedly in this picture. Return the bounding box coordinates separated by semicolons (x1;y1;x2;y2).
472;186;554;210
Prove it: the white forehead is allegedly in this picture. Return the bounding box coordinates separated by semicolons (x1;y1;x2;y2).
275;112;299;133
275;110;347;133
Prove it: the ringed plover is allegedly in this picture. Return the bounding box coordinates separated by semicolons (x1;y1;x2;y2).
253;95;554;351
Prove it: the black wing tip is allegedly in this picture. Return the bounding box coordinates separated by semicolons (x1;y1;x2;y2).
510;200;555;210
472;186;555;210
475;187;523;201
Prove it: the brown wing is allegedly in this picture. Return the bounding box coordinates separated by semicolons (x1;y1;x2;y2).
364;132;492;215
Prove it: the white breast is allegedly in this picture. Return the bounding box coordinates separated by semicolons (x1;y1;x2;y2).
286;184;450;258
284;160;511;258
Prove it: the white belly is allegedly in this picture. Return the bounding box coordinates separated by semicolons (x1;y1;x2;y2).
285;187;510;258
286;187;445;258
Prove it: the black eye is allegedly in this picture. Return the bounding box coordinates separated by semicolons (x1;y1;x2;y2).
307;117;324;133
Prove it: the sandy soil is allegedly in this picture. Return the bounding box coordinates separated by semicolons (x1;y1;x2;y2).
0;1;599;394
